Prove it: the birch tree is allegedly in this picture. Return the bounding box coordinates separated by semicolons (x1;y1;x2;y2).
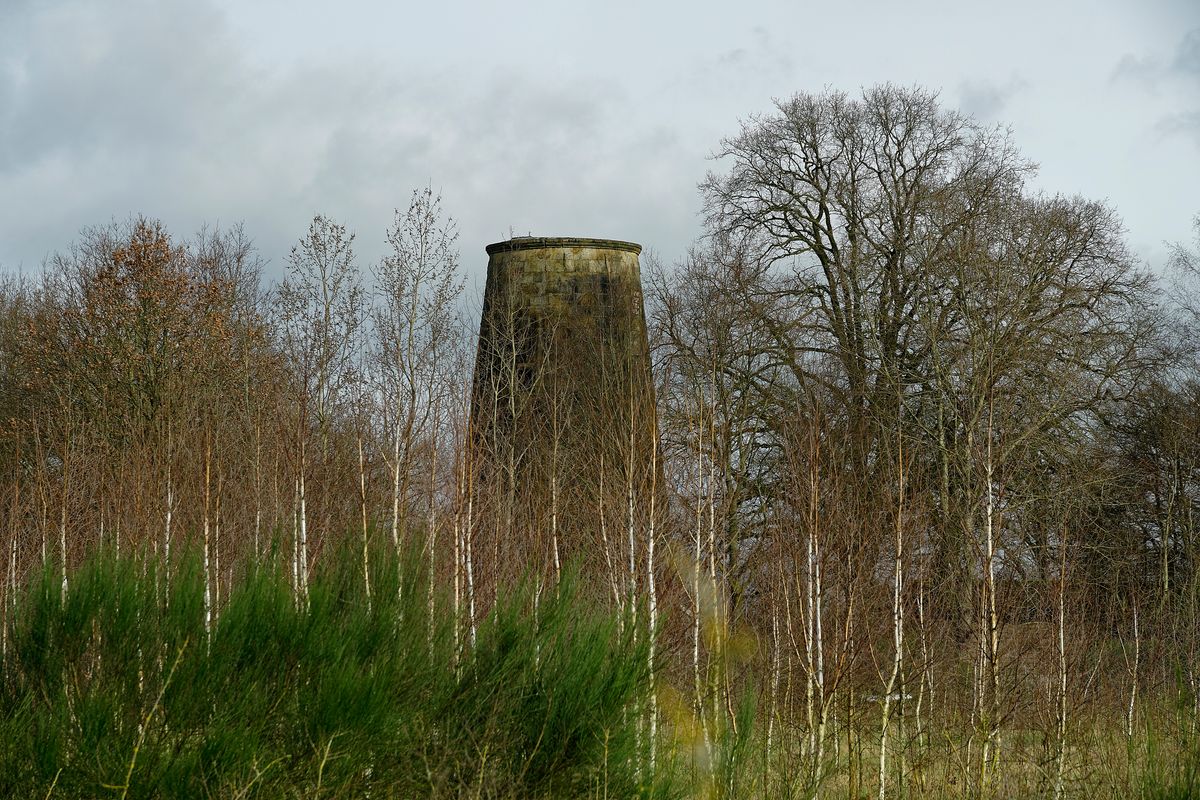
372;188;464;556
277;215;364;599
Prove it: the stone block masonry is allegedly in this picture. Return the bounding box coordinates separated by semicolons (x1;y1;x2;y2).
469;237;659;584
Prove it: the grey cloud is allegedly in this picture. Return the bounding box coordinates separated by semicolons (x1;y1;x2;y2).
1156;110;1200;147
1111;28;1200;152
0;0;243;172
1112;53;1160;84
718;48;748;66
1112;27;1200;85
957;76;1029;121
0;1;706;277
683;26;795;98
1172;28;1200;75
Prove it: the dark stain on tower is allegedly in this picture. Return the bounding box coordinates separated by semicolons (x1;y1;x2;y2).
470;237;658;577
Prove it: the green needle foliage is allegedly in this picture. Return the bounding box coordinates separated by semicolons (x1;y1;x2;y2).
0;542;675;799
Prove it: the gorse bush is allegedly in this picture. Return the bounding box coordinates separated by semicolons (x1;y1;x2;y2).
0;542;675;799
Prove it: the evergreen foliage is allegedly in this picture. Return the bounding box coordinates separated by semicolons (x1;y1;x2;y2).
0;542;674;799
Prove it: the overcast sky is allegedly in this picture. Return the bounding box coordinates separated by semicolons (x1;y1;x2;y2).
1;0;1197;288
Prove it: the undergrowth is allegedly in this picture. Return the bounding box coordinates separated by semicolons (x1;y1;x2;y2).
0;542;676;799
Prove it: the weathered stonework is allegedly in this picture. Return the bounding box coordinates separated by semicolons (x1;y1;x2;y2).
480;237;646;331
469;237;658;579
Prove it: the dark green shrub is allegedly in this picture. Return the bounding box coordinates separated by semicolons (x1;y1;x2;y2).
0;542;675;799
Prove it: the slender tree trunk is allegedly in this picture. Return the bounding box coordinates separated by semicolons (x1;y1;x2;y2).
3;528;13;662
214;481;223;612
915;580;933;793
707;377;721;742
453;443;464;663
358;436;371;610
427;409;440;645
203;439;213;647
693;414;709;752
59;433;69;602
35;426;47;569
878;439;905;800
291;478;300;603
253;423;262;557
806;419;827;766
767;593;781;783
1054;535;1068;800
298;443;310;602
1126;604;1140;740
164;450;173;596
550;419;560;585
599;453;620;609
465;443;477;649
391;418;403;553
646;424;659;773
626;394;638;633
4;481;16;660
625;387;641;762
980;402;1002;790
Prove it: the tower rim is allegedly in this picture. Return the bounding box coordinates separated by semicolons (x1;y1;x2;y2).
485;236;642;256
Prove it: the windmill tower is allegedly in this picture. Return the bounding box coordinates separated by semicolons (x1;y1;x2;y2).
469;237;658;580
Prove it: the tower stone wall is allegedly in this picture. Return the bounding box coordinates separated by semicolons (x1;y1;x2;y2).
469;237;659;580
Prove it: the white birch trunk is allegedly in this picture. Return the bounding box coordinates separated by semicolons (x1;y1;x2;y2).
1054;552;1068;800
806;428;827;764
358;436;371;610
646;424;659;772
915;582;932;762
599;453;620;610
767;597;781;774
707;381;720;739
298;457;309;602
465;450;477;649
626;404;638;635
164;465;173;597
1126;604;1140;739
878;444;905;800
203;444;213;647
427;416;439;644
59;447;68;602
693;415;709;751
214;487;222;613
391;418;403;553
982;410;1001;784
292;478;300;603
3;532;13;661
453;452;463;662
550;447;560;585
253;425;262;558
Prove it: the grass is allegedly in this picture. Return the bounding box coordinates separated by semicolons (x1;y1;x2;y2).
706;711;1200;800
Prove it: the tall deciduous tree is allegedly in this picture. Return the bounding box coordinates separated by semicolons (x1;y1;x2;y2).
372;188;464;553
687;84;1159;795
277;215;365;599
701;85;1028;447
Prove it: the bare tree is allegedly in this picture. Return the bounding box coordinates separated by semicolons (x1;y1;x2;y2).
372;187;464;556
277;215;364;600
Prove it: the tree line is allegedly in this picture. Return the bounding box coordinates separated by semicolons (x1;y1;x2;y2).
1;85;1199;796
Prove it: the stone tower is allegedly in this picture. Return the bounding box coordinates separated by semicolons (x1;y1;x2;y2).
469;237;658;578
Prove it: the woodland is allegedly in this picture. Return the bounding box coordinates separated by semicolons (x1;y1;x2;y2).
1;85;1199;798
